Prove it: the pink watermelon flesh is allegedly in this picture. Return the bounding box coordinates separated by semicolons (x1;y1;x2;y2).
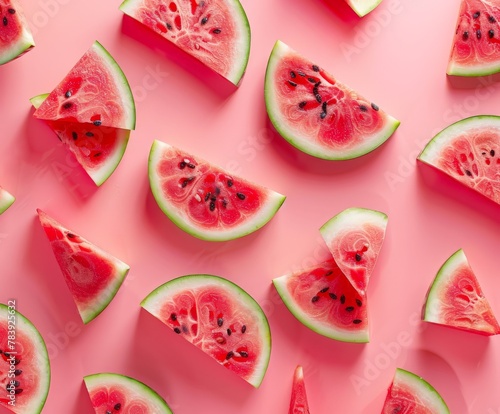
273;259;369;343
119;0;250;86
148;140;285;241
37;209;130;324
33;41;135;130
0;0;34;65
289;365;310;414
0;187;15;214
0;304;50;414
265;41;400;160
447;0;500;76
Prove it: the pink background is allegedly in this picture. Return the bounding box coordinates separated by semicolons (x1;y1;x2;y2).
1;0;500;412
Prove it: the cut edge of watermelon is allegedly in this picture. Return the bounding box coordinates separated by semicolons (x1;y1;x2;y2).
0;12;35;66
0;188;15;215
141;274;272;388
447;60;500;77
272;274;370;343
289;365;310;414
83;372;173;413
264;40;400;161
345;0;383;17
0;303;51;414
385;368;450;414
422;248;500;336
148;139;286;242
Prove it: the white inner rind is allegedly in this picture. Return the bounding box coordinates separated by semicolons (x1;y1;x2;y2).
148;140;285;242
84;373;172;413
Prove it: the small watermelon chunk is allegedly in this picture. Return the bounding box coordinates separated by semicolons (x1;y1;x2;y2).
0;0;35;65
422;249;500;336
273;259;369;343
31;94;130;186
265;40;400;160
289;365;311;414
37;209;130;324
447;0;500;76
84;373;173;413
33;41;136;130
0;186;15;214
1;303;51;414
148;140;285;241
320;207;388;296
382;368;450;414
345;0;383;17
141;274;271;387
119;0;251;86
418;115;500;205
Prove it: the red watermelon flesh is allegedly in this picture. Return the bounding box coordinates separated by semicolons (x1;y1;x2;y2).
289;365;310;414
0;0;34;65
37;209;130;324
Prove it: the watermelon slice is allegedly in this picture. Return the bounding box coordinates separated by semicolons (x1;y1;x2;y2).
0;303;50;414
447;0;500;76
381;368;450;414
33;41;136;130
141;274;271;387
273;259;369;343
148;140;286;241
119;0;251;86
37;209;130;324
0;0;35;65
84;372;173;413
31;94;131;187
422;249;500;336
418;115;500;205
289;365;311;414
0;187;15;215
345;0;383;17
320;207;387;296
264;41;400;160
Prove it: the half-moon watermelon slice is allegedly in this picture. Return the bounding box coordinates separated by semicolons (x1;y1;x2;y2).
0;303;51;414
141;274;271;388
345;0;383;17
382;368;450;414
84;372;173;413
148;140;285;241
37;209;130;324
273;259;369;343
33;41;136;130
0;187;15;215
320;207;388;296
422;249;500;336
0;0;35;65
289;365;311;414
418;115;500;205
31;94;130;187
447;0;500;76
119;0;251;86
264;40;400;160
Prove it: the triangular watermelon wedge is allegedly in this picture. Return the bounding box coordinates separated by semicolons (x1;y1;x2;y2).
320;207;388;296
31;94;130;187
0;0;35;65
422;249;500;336
289;365;311;414
0;186;15;214
345;0;383;17
33;41;136;130
37;209;130;324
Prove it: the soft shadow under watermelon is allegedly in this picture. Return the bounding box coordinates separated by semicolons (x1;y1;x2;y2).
320;0;364;24
446;72;500;90
121;15;238;99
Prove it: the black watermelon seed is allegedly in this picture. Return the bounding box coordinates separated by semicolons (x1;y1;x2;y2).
217;318;223;327
477;29;482;39
179;161;186;169
322;101;327;112
72;131;78;140
359;105;368;112
85;131;94;137
210;195;217;202
288;80;297;87
315;94;322;104
166;23;173;30
201;16;208;24
205;192;211;201
14;359;20;365
329;293;337;300
297;71;305;77
299;101;307;109
12;381;20;387
4;352;10;358
94;152;102;157
308;77;316;83
226;351;234;360
490;149;495;156
106;411;112;414
236;192;246;200
67;233;76;239
240;351;249;358
345;306;355;312
65;90;72;98
3;17;7;26
174;327;182;334
93;120;102;126
489;15;496;23
182;325;189;333
170;313;177;321
340;295;346;304
355;253;362;262
473;11;480;19
187;163;196;169
14;389;23;395
465;170;472;176
489;29;495;39
213;28;221;34
290;71;296;78
222;199;228;208
313;86;319;96
463;31;469;40
227;179;233;187
209;201;216;211
320;112;326;119
312;64;319;72
356;299;363;307
371;103;379;111
63;102;73;109
114;403;122;410
215;187;221;195
8;9;16;14
320;287;329;293
241;325;247;333
227;328;232;336
311;296;319;303
325;270;333;276
14;370;22;376
353;319;362;324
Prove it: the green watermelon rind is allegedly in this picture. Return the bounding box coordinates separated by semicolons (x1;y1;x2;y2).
148;140;286;242
0;188;15;215
141;274;272;388
264;40;400;161
118;0;251;86
272;274;370;343
447;61;500;77
30;93;131;187
83;372;173;413
0;2;35;66
0;303;51;414
385;368;450;414
345;0;383;17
